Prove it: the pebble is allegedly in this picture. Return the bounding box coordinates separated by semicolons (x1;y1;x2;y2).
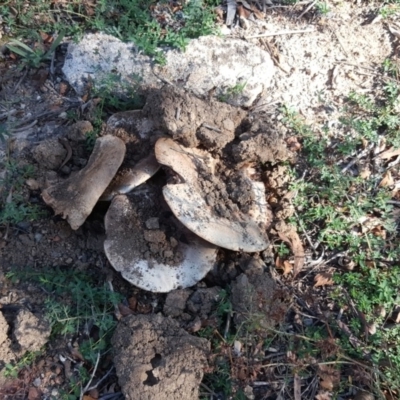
34;233;43;243
33;377;41;387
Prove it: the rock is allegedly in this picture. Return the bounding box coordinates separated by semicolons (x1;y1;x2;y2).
163;289;192;318
112;314;209;400
186;287;221;319
0;311;8;345
63;33;274;107
231;273;288;335
13;309;51;351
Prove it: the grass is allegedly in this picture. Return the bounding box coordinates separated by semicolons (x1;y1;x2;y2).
0;161;45;226
1;0;219;64
5;268;123;399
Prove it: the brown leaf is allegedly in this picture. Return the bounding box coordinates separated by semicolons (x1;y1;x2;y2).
28;387;41;400
379;171;394;187
59;82;69;95
315;392;332;400
276;222;305;277
276;257;293;276
314;271;334;287
379;146;400;160
317;364;340;390
359;168;371;179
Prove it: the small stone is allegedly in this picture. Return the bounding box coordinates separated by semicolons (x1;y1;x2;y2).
26;178;40;190
33;377;41;387
163;289;192;318
34;233;43;243
145;217;160;230
65;258;73;264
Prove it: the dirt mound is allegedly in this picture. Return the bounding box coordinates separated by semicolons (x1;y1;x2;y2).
112;313;209;400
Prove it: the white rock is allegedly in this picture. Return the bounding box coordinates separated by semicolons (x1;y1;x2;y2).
62;33;274;107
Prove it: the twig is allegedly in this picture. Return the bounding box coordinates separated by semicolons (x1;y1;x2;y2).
87;365;115;391
298;0;317;19
12;108;69;128
9;120;38;133
200;382;218;396
13;68;28;93
246;28;315;39
202;123;222;133
340;143;374;173
80;352;101;400
0;109;17;120
58;137;73;170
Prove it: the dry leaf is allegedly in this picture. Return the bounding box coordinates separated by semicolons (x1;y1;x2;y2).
317;364;340;392
28;387;41;400
379;171;394;187
315;391;332;400
128;296;138;311
314;271;334;287
59;82;69;95
359;168;371;179
379;146;400;160
276;222;305;277
371;225;386;239
275;256;292;276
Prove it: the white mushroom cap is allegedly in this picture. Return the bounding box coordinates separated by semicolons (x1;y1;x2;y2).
104;193;217;293
155;137;270;252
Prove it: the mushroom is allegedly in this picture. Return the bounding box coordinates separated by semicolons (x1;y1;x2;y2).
104;190;217;293
100;153;160;201
155;137;270;252
42;135;126;230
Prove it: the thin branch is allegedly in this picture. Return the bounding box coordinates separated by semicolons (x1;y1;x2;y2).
246;28;315;39
80;352;101;400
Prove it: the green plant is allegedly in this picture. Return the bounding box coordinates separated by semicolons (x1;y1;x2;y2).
3;351;40;378
218;81;247;102
0;162;45;226
6;31;65;69
315;1;330;15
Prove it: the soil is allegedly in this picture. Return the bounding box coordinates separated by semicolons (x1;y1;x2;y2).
0;1;397;399
112;313;209;400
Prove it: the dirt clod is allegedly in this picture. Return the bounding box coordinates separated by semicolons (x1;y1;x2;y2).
231;273;287;335
14;309;51;352
112;314;209;400
143;86;246;149
32;139;67;170
186;287;222;319
66;120;93;142
163;289;193;318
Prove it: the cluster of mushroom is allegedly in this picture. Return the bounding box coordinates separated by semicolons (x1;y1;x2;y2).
42;88;274;292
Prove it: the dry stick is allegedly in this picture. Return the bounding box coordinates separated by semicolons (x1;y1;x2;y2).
246;28;315;39
340;143;374;173
0;109;17;120
87;365;115;391
12;108;69;128
80;352;101;400
297;0;317;19
9;119;38;133
13;68;28;94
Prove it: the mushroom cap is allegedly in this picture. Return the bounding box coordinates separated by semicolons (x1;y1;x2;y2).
100;153;160;201
104;192;217;293
155;137;270;252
